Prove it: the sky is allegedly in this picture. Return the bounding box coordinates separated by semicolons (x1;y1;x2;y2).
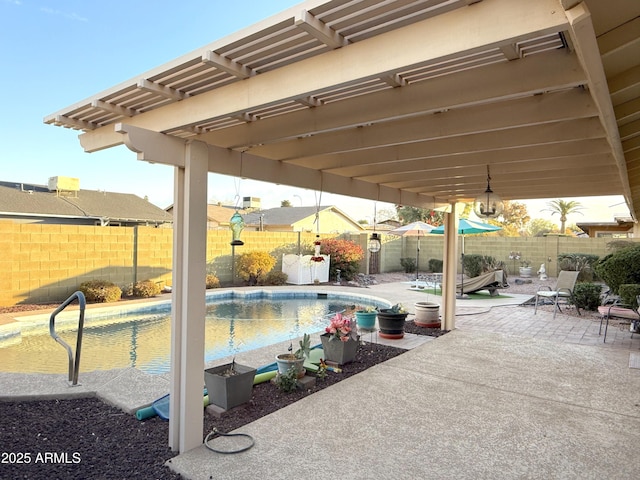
0;0;628;226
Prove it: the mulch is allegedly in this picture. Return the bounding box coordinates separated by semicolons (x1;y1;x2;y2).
0;322;443;480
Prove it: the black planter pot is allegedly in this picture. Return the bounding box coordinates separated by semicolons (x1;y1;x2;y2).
377;309;409;339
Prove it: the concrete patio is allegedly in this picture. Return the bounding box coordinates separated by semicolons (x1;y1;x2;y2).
1;281;640;478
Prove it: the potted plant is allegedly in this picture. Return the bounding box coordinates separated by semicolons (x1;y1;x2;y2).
519;259;533;278
414;301;440;328
275;333;311;379
377;303;409;339
204;358;257;410
320;312;359;365
354;305;377;330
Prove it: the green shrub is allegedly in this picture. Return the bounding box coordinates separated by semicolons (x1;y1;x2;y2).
428;258;443;273
558;253;599;282
619;284;640;310
206;274;220;289
132;280;160;298
572;283;602;311
79;280;122;303
593;244;640;294
319;237;364;281
400;257;416;273
264;270;288;286
463;255;497;278
236;251;276;285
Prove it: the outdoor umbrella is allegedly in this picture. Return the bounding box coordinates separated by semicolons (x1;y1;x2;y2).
388;221;436;282
431;219;502;296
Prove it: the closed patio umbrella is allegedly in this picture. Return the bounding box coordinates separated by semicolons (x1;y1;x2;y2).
431;219;502;296
388;221;435;283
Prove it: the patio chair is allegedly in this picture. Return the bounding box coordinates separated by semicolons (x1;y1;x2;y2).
534;270;581;319
598;294;640;342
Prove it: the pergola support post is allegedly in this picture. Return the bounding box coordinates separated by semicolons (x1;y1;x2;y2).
115;124;208;453
170;141;208;453
442;202;458;331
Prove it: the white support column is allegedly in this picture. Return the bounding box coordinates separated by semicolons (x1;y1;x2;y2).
168;166;184;450
442;202;458;331
173;141;208;453
114;124;208;453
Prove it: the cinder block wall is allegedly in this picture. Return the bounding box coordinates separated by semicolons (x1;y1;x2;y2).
0;221;632;306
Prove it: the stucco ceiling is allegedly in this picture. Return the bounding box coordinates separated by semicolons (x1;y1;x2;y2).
45;0;640;218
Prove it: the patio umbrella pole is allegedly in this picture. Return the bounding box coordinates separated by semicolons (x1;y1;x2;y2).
416;235;420;283
459;235;465;298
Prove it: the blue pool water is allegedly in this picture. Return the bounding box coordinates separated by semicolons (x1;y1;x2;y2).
0;290;388;375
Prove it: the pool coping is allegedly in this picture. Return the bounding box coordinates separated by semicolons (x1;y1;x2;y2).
0;287;392;363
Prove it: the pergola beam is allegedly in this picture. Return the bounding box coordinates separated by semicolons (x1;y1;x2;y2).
247;87;597;160
294;9;348;49
202;50;253;79
79;0;569;152
201;50;586;151
564;2;634;217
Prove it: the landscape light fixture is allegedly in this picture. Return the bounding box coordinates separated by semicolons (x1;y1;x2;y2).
473;165;503;219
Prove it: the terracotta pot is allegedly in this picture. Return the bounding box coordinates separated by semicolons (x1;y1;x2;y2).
414;302;440;328
320;333;359;365
377;309;408;339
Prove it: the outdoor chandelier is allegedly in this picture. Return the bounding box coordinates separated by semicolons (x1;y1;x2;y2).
368;233;381;253
473;165;503;219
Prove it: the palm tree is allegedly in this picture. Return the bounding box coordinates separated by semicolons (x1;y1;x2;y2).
545;199;583;233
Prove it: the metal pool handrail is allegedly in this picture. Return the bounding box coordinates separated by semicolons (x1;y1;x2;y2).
49;291;86;386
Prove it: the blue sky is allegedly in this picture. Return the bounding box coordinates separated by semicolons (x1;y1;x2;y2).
0;0;626;225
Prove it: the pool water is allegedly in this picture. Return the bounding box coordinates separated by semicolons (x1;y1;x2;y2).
0;291;385;375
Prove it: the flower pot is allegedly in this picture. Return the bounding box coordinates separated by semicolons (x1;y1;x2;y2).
377;309;409;339
355;311;377;330
414;302;440;328
320;333;359;365
204;363;257;410
519;266;532;278
275;353;306;378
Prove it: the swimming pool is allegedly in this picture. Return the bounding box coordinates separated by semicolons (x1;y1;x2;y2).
0;290;388;375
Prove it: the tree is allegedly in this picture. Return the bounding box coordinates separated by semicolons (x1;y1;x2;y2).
527;218;559;237
493;201;530;236
395;205;444;226
545;199;583;233
281;199;292;207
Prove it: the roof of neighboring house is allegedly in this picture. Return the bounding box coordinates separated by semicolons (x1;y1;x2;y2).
243;205;363;230
166;203;249;226
0;180;173;224
206;204;247;225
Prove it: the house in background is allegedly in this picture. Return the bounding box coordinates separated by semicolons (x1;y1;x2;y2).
243;205;363;233
577;215;635;238
0;177;172;227
166;196;259;230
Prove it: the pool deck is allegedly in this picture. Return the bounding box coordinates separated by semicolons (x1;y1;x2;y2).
2;282;640;479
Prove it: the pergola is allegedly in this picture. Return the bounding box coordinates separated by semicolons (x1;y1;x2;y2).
46;0;640;453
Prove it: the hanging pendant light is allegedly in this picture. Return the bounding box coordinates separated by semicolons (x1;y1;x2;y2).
473;165;503;219
368;202;381;253
368;233;381;253
230;210;245;245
